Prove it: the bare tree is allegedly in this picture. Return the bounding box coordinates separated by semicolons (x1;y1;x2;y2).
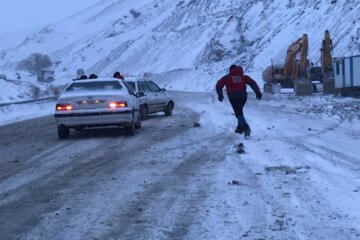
16;53;53;74
130;9;141;18
30;85;41;99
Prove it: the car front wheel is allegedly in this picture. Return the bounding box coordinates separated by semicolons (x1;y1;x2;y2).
164;102;173;116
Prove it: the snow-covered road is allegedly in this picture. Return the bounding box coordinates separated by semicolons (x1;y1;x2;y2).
0;92;359;240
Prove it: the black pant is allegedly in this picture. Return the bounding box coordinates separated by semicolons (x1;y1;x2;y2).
229;97;247;118
229;96;249;130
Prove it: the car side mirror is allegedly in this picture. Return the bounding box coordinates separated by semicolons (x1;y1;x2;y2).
136;92;145;98
161;88;166;92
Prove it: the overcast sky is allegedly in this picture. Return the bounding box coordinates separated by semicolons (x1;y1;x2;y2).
0;0;100;33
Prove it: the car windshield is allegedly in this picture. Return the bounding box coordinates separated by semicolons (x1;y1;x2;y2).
66;81;122;92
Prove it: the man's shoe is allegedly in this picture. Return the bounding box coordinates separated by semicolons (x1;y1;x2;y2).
244;128;251;137
235;126;244;134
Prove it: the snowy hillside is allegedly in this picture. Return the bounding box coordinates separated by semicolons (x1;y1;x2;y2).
0;0;360;99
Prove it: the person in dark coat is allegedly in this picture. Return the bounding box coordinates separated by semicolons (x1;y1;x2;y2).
79;75;88;80
216;65;262;135
89;74;98;79
113;71;124;80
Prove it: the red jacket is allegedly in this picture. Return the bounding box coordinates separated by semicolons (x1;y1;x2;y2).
216;66;260;98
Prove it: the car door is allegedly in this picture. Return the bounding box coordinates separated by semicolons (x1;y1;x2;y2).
122;81;139;110
146;81;168;112
138;81;157;113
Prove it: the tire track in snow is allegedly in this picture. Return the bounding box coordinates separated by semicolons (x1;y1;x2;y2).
98;132;233;240
0;104;201;240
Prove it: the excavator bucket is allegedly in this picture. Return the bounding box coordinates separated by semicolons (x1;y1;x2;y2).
294;77;313;96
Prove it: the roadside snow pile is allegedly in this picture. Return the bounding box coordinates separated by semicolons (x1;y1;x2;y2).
305;96;360;121
0;81;32;102
266;94;360;121
0;101;54;126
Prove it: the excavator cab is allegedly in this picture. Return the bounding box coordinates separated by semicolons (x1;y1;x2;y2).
309;66;323;82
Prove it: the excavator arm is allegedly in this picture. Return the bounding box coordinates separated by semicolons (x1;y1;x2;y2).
321;30;333;75
283;34;309;80
283;37;302;80
321;30;336;94
298;34;309;75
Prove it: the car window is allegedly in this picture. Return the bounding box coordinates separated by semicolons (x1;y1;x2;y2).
126;81;136;92
139;81;151;93
66;81;122;92
122;81;136;96
146;81;161;92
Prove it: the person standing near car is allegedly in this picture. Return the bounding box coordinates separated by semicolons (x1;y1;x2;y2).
216;65;262;136
113;71;124;80
89;74;98;79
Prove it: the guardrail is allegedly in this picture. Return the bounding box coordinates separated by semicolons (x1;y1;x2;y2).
0;97;58;108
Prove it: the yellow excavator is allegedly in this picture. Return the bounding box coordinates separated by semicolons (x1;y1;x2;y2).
263;34;311;95
263;31;333;95
301;30;334;93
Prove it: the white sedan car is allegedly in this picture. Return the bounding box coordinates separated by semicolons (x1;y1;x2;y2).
125;77;174;120
54;78;141;139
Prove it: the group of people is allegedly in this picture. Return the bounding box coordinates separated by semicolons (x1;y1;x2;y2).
78;73;98;80
77;71;125;80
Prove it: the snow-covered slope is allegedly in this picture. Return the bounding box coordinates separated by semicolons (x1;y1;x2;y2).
0;0;359;95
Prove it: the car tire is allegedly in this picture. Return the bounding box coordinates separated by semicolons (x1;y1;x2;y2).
126;122;135;136
57;125;70;139
135;112;141;129
125;113;135;136
140;105;148;120
164;102;173;116
74;126;84;132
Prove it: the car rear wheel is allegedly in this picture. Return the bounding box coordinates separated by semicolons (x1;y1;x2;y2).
125;112;136;136
164;102;173;116
135;113;141;129
57;125;70;139
140;105;148;120
74;126;84;132
125;122;135;136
